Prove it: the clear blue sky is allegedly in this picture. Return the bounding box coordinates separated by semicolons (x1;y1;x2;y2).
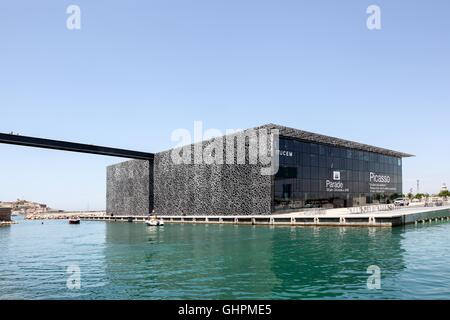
1;0;449;210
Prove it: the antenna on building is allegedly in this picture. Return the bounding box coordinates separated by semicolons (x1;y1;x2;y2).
417;180;420;194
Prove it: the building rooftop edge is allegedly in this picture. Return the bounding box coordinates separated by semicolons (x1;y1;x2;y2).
136;123;413;160
258;123;414;158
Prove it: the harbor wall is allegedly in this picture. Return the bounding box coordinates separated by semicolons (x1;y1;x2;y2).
403;207;450;224
82;206;450;228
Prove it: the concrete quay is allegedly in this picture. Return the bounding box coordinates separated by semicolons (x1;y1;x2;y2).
80;205;450;228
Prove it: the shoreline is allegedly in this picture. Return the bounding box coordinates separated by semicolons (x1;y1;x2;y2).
79;205;450;228
0;221;17;227
25;211;106;220
20;204;450;228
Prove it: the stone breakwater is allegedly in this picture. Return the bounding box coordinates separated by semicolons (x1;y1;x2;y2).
26;211;106;220
0;221;17;227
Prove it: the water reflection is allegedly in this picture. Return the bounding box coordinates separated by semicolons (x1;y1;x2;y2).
269;227;406;299
102;223;407;300
103;223;279;299
4;219;450;299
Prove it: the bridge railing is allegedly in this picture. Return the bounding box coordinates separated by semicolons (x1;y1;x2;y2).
347;204;400;215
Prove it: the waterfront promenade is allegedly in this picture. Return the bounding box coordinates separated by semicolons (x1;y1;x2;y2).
21;203;450;228
80;203;450;228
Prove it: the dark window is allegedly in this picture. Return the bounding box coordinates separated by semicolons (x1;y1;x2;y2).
319;156;327;168
345;159;352;170
302;153;311;166
319;145;327;156
311;167;319;179
282;184;292;199
302;167;311;179
363;152;370;162
310;154;319;167
276;167;298;179
302;142;310;154
302;179;311;191
319;167;328;179
311;180;319;192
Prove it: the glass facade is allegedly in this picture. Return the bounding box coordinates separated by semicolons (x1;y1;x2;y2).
273;137;403;211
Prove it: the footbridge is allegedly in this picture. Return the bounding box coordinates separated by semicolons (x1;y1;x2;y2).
0;132;154;160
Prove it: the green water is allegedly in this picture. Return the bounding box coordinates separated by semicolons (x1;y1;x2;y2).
1;217;450;300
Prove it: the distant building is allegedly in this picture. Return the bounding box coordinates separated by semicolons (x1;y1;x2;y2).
0;199;51;215
0;207;12;221
442;183;448;192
